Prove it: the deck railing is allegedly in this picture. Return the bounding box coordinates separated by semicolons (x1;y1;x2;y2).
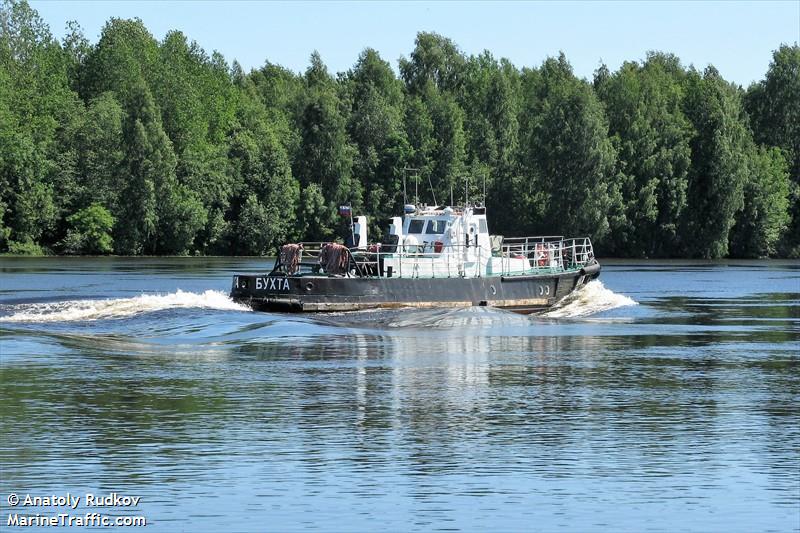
269;236;595;279
500;236;595;271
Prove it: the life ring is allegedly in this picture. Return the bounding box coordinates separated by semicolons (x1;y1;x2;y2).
535;243;550;267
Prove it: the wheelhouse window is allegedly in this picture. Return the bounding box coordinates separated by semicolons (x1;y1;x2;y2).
408;219;426;234
425;219;447;234
478;219;488;233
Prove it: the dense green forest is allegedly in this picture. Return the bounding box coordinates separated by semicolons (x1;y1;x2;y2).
1;1;798;258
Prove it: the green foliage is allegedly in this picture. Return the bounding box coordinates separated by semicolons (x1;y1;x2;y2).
298;183;329;241
400;32;466;94
345;49;410;229
295;53;358;237
595;53;692;256
157;184;206;255
461;52;520;173
235;193;272;255
1;0;80;249
0;2;795;258
227;123;299;254
746;45;800;178
519;54;623;243
80;17;159;103
249;61;304;158
683;67;750;258
745;45;800;255
76;92;125;209
113;85;158;253
403;95;436;193
11;178;57;242
61;203;115;254
6;238;46;255
427;88;467;202
729;146;791;257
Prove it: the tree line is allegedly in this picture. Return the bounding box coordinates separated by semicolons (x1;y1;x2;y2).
1;0;798;258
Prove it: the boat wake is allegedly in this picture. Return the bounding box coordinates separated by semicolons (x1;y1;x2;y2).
541;280;637;318
0;290;250;323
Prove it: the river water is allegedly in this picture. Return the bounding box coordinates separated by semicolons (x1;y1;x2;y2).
0;258;798;532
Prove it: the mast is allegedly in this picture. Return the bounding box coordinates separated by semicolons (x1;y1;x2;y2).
427;173;437;207
403;166;420;207
483;171;487;206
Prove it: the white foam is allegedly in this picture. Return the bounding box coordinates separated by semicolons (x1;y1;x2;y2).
542;280;637;318
0;290;250;323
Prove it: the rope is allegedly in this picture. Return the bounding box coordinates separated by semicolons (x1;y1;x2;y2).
319;243;350;275
280;243;303;275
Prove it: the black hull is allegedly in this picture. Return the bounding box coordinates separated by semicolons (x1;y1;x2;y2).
230;262;600;314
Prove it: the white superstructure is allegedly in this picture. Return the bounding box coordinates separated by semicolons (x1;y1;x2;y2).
361;204;592;279
274;204;595;279
379;205;528;278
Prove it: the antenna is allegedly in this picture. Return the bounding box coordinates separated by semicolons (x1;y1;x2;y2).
349;203;355;249
483;171;487;207
450;184;453;207
403;166;420;207
402;169;407;206
427;173;437;207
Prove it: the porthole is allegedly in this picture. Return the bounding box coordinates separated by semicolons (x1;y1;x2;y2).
305;282;314;292
489;285;497;295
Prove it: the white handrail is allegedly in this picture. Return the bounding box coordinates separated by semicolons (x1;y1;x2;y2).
274;237;594;279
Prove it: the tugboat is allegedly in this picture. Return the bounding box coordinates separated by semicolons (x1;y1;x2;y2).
230;203;600;314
